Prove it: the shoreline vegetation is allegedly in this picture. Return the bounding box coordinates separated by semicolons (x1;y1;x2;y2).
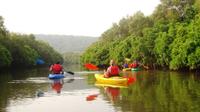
81;0;200;71
0;17;63;69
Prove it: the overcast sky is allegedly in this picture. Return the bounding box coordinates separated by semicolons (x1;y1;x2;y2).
0;0;160;37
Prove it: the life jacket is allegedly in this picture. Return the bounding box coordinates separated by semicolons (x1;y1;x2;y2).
131;63;139;68
110;66;119;76
52;64;62;74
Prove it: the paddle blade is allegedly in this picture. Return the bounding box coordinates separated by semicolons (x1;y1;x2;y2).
125;58;131;62
64;71;74;75
143;65;149;70
66;71;74;75
127;76;136;85
84;63;99;70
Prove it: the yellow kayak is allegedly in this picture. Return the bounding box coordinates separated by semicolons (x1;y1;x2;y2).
95;74;128;85
95;82;128;88
122;68;131;71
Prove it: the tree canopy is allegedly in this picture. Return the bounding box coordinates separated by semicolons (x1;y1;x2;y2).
0;17;63;68
81;0;200;70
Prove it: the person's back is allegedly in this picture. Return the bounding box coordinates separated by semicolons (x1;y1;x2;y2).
108;65;119;75
50;62;63;74
104;60;120;78
130;60;139;68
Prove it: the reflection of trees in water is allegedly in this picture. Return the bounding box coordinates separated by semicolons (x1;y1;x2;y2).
97;71;200;112
119;71;200;112
0;72;12;112
98;86;128;112
10;67;49;79
0;68;50;110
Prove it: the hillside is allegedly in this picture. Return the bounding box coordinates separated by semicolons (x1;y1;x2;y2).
35;34;98;53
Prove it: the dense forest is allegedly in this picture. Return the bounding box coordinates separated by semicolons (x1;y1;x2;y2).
81;0;200;70
0;17;63;68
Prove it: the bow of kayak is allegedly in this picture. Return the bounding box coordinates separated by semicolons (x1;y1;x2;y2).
48;74;65;79
95;74;128;85
95;82;128;88
131;67;141;71
122;68;131;71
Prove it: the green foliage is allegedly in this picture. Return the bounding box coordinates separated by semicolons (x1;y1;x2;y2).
0;44;12;67
32;40;63;64
0;30;63;68
81;1;200;70
0;16;63;68
63;52;81;64
128;11;154;36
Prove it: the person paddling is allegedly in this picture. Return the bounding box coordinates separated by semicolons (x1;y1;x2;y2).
130;60;149;70
104;59;120;78
122;61;129;69
49;61;64;74
130;60;140;68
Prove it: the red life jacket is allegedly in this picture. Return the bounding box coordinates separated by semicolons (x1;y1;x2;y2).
52;64;62;74
110;66;119;76
131;63;139;68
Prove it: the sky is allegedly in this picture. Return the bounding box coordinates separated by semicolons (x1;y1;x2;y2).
0;0;160;37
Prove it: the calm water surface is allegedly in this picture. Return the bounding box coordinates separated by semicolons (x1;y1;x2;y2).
0;65;200;112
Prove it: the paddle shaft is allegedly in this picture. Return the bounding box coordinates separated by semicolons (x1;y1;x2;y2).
65;71;74;75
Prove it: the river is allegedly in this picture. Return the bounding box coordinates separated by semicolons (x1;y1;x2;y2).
0;65;200;112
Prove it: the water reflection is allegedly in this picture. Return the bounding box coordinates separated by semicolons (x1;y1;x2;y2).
51;79;64;94
1;67;200;112
86;94;99;101
104;87;120;102
36;77;76;97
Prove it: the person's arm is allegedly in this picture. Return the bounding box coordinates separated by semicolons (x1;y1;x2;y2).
61;65;64;74
139;62;149;69
107;66;111;74
49;65;53;71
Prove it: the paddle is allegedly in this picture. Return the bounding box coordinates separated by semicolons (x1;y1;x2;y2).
84;63;99;70
124;75;137;85
141;64;149;70
64;71;74;75
66;71;74;75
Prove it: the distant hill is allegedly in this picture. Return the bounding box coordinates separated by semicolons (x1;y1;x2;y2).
35;34;98;53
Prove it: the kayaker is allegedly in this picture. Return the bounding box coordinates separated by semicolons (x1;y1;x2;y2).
130;60;140;68
49;61;64;74
122;61;129;68
104;59;120;78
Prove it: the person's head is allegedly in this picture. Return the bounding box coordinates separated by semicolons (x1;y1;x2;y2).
133;60;138;63
56;61;60;64
110;59;115;66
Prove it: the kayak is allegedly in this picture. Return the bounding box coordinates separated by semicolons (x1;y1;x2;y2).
131;68;141;71
122;68;131;71
95;82;128;88
48;74;65;79
95;74;128;85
